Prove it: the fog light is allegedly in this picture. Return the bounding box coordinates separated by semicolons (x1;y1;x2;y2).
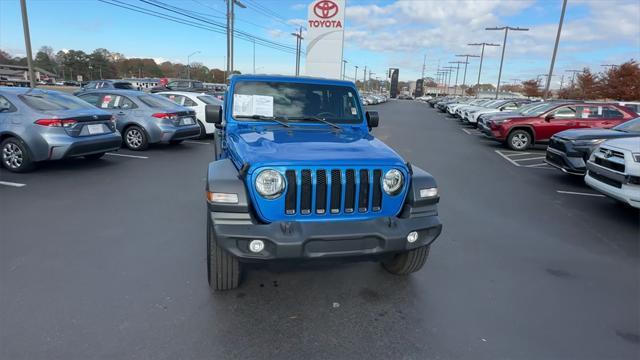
419;187;438;198
407;231;418;243
249;240;265;253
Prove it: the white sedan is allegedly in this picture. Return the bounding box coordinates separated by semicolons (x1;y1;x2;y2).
157;91;223;138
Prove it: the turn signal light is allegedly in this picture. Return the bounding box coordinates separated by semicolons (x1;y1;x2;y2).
207;191;239;203
34;119;77;127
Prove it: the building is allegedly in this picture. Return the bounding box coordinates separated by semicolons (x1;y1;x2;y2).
0;64;57;86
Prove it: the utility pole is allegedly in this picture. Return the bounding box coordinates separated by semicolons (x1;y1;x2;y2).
455;54;480;95
442;67;456;94
20;0;36;87
600;64;618;70
468;42;500;97
421;54;426;79
485;26;530;98
565;69;581;87
449;60;468;96
342;60;347;80
559;74;564;90
354;65;358;86
291;27;303;76
226;0;246;81
363;66;367;91
543;0;567;100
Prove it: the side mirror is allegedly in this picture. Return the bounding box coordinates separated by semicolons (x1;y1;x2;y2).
366;111;379;129
205;104;223;128
544;113;555;121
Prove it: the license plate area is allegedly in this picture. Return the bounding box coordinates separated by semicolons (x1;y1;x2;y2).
86;124;106;135
180;117;195;125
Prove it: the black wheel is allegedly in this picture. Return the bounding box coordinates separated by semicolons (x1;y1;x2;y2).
382;245;430;275
507;129;532;151
207;218;241;291
123;125;148;151
84;152;105;160
1;137;35;173
169;140;183;145
197;120;207;139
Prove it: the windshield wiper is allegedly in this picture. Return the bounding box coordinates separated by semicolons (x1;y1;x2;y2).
235;114;290;127
289;116;341;130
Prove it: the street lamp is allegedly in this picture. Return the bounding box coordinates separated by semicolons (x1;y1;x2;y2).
485;26;530;98
456;54;480;95
543;0;567;100
468;42;500;97
449;60;468;95
342;60;348;80
187;50;201;80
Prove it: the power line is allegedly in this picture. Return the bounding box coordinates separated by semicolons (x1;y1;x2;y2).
242;0;293;28
140;0;297;53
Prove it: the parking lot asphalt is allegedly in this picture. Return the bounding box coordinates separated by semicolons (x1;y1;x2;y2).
1;100;639;360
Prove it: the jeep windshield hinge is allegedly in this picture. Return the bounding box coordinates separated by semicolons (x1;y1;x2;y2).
238;163;250;179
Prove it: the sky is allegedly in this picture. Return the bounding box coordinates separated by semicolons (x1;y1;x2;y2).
1;0;639;88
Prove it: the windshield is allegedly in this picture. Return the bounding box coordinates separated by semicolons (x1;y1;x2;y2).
19;92;95;111
613;117;640;132
114;82;134;90
527;102;564;116
197;95;222;105
232;81;362;124
192;82;204;89
139;94;180;109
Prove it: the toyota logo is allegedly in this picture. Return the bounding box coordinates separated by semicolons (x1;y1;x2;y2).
603;149;613;158
314;0;339;19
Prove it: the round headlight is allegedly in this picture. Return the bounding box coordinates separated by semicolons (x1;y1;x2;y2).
383;169;404;195
255;169;285;199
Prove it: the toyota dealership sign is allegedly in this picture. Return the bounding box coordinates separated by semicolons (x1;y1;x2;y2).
305;0;345;79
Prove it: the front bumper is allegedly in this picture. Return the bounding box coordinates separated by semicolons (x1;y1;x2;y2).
545;147;586;175
585;162;640;208
209;209;442;261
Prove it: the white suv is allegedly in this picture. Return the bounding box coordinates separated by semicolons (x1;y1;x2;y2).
585;137;640;208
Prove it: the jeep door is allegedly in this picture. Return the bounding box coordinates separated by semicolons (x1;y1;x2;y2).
537;105;578;141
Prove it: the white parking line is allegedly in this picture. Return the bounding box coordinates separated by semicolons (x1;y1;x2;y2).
183;140;212;145
461;128;473;135
557;190;605;197
495;150;553;169
0;181;26;188
518;156;546;161
494;150;522;167
105;153;148;159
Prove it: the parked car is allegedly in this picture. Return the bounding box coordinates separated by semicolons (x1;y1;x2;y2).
545;117;640;175
203;74;443;290
0;87;121;172
585;137;640;208
77;90;200;150
75;80;136;95
150;79;209;94
467;100;531;125
483;102;637;150
157;91;223;138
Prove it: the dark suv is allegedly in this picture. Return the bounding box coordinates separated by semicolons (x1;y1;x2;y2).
75;80;135;95
485;102;637;150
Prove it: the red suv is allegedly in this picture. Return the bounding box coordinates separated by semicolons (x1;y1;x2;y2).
485;103;637;150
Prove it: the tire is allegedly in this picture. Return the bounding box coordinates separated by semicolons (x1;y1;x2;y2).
1;137;35;173
507;129;532;151
197;120;207;139
169;140;183;145
382;245;430;275
207;218;241;291
123;125;148;151
84;152;105;160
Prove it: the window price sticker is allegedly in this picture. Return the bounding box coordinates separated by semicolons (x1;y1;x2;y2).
233;94;274;117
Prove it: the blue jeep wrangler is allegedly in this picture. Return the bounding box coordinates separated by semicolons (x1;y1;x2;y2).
205;75;442;290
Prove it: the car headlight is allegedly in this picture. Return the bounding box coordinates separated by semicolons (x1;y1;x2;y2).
255;169;285;199
570;138;606;146
383;169;404;195
633;153;640;162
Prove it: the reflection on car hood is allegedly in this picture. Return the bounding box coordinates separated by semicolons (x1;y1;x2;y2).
227;126;406;172
601;136;640;152
554;128;629;140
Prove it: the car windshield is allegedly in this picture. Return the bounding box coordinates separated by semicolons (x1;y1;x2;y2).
197;95;222;105
613;117;640;132
139;94;179;109
192;82;204;89
19;91;95;111
232;81;362;124
528;102;565;116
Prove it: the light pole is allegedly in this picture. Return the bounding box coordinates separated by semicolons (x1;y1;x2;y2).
456;54;480;95
468;42;500;97
226;0;246;80
187;50;201;80
485;26;530;98
342;60;348;80
20;0;36;87
543;0;567;100
565;69;581;87
442;67;456;94
354;65;358;86
449;61;468;95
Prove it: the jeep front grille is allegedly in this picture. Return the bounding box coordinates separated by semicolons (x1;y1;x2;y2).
284;168;383;216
